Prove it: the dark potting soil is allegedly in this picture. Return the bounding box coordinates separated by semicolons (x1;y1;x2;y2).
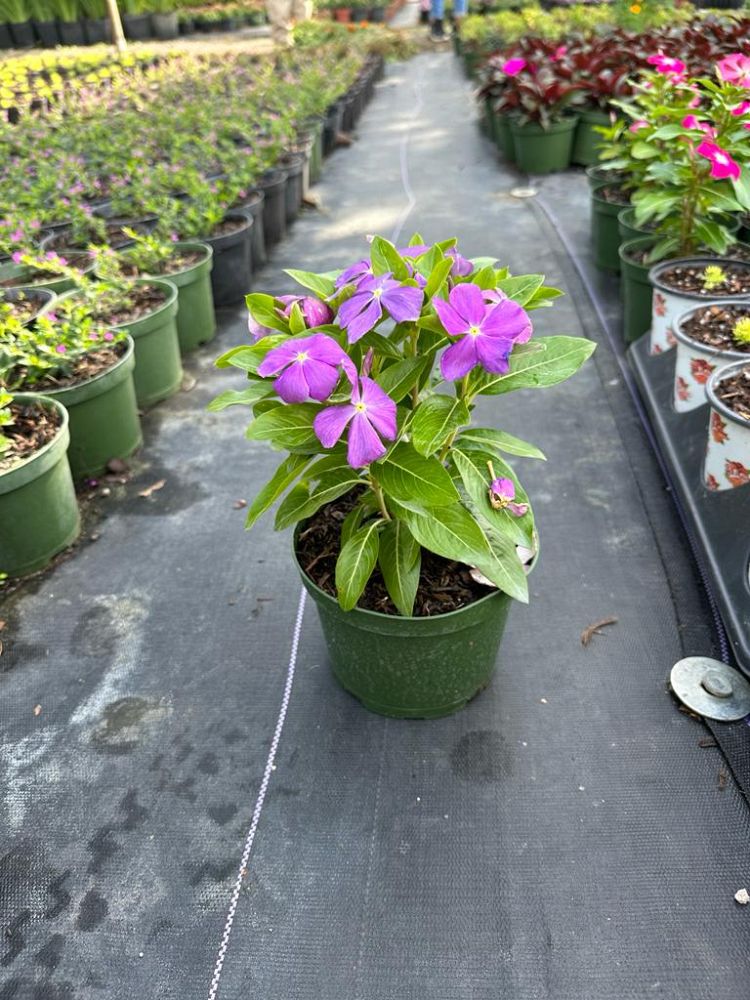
681;304;750;354
627;246;750;268
296;491;494;617
0;255;90;288
715;366;750;421
94;285;167;326
5;296;42;322
658;263;750;296
0;400;60;473
597;184;630;206
121;251;203;279
209;217;247;238
30;342;125;392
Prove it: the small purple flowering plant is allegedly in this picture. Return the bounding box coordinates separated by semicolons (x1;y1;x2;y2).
213;235;595;613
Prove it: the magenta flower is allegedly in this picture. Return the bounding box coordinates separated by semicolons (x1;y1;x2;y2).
55;344;67;354
313;375;397;468
278;295;333;329
717;53;750;88
335;258;373;289
11;251;22;264
502;58;526;76
552;45;567;61
9;228;23;242
629;119;648;132
434;283;532;381
646;54;686;79
257;333;353;404
731;100;750;117
103;331;115;341
489;477;528;517
447;247;473;277
336;273;423;344
46;312;58;323
681;115;715;137
696;140;741;181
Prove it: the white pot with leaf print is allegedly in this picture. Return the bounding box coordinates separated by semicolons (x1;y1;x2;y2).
212;235;595;718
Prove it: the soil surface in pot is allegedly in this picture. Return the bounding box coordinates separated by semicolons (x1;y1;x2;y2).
45;224;138;252
596;184;630;205
30;341;126;392
715;365;750;421
0;399;60;473
627;246;750;267
0;255;90;287
4;296;44;323
658;263;750;296
93;285;167;326
121;251;203;279
681;304;750;354
207;217;247;239
297;491;494;617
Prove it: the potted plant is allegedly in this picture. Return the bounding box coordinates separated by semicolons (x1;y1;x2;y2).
0;296;142;479
672;294;750;412
30;0;61;44
704;357;750;491
2;0;35;46
0;250;95;295
1;286;56;325
120;0;151;38
106;227;216;354
213;235;595;717
148;0;178;39
53;0;85;44
79;0;111;42
0;390;80;577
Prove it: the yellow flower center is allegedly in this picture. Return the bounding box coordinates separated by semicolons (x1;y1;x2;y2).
295;351;308;363
354;401;367;413
373;288;383;299
468;325;481;337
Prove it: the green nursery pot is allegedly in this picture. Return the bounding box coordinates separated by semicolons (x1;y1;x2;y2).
493;111;516;162
591;184;630;273
158;243;215;354
571;109;610;167
0;258;95;295
297;549;514;719
463;50;481;79
112;279;182;408
618;237;657;344
617;207;653;245
510;116;578;174
39;335;142;481
0;394;80;576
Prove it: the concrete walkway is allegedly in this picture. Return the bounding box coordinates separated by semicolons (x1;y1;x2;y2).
1;52;748;1000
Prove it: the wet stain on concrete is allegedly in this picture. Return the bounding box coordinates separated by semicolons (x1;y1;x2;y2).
90;697;167;754
76;890;108;931
207;802;238;826
197;751;219;776
34;934;64;971
86;789;149;874
1;910;31;967
119;789;148;831
70;604;123;659
450;730;512;782
44;872;72;920
86;827;119;875
223;728;244;745
146;919;173;944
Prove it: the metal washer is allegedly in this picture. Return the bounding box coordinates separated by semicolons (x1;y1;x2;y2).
670;656;750;722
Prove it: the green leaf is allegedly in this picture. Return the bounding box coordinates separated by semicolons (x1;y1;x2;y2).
284;268;336;298
358;329;402;360
275;469;361;530
377;442;459;507
288;302;306;335
525;286;564;310
340;504;366;548
470;336;596;395
335;519;383;611
471;265;499;291
451;446;533;547
731;169;750;212
214;336;287;373
408;232;425;247
370;236;410;281
378;519;421;617
411;394;470;456
496;274;544;306
650;124;685;140
244;454;311;529
457;427;546;460
424;258;453;299
207;383;273;412
245;292;290;333
376;355;432;403
245;403;319;450
631;141;659;159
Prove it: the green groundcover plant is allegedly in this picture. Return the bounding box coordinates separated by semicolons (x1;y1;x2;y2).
213;236;595;614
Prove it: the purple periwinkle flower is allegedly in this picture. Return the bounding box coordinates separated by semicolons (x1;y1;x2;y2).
278;295;334;329
55;344;67;354
103;331;115;342
434;283;532;381
489;476;528;517
314;375;397;468
335;258;373;289
257;333;354;404
336;273;423;344
447;247;473;278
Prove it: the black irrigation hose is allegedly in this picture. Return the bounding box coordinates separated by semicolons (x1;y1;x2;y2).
533;194;732;669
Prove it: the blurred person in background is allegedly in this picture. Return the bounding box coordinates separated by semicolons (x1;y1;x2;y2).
267;0;312;46
430;0;466;40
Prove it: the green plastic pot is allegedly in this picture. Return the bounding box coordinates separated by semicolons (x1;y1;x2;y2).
112;279;182;408
617;207;653;245
481;97;493;137
591;184;630;273
463;50;480;79
148;243;215;355
37;335;142;481
510;116;578;174
493;111;516;162
297;546;514;719
585;164;623;191
0;258;94;295
0;394;80;576
619;237;657;344
571;109;610;167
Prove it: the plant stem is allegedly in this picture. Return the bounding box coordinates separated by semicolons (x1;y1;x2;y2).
370;477;391;521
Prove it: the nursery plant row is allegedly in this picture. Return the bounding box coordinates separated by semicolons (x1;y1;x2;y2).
0;29;391;579
467;3;750;672
0;0;266;48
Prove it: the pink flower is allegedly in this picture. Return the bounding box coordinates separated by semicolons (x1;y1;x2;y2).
502;58;526;76
11;251;22;264
55;344;67;354
313;375;397;468
552;45;567;61
9;228;23;242
681;115;717;137
489;477;528;517
696;140;741;181
716;53;750;88
629;119;648;132
647;53;687;80
103;331;115;341
731;100;750;117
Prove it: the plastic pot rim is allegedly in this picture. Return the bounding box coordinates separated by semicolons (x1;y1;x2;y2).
673;300;750;363
649;256;750;300
705;358;750;429
0;393;70;496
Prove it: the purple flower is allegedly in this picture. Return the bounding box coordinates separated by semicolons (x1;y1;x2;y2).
9;228;23;242
11;251;22;264
335;258;373;289
336;273;423;344
313;375;397;468
433;283;532;381
55;344;67;354
103;331;115;342
46;312;58;323
447;247;473;278
278;295;334;329
489;476;528;517
257;333;354;404
399;243;430;258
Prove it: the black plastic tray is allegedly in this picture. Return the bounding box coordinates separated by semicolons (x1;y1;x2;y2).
629;335;750;675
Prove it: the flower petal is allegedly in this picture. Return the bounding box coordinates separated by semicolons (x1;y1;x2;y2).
257;341;301;377
440;335;479;380
475;333;512;374
433;295;469;337
301;358;340;402
337;291;371;329
347;411;387;467
382;284;423;323
344;296;383;343
274;362;311;403
314;404;355;449
359;376;397;440
449;282;486;326
481;298;532;342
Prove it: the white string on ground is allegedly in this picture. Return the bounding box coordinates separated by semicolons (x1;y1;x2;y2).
206;586;307;1000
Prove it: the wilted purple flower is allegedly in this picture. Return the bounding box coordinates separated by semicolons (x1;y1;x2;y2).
489;475;528;517
447;247;473;277
335;258;373;289
278;295;333;329
434;283;532;381
313;375;397;468
257;333;354;404
337;273;423;344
